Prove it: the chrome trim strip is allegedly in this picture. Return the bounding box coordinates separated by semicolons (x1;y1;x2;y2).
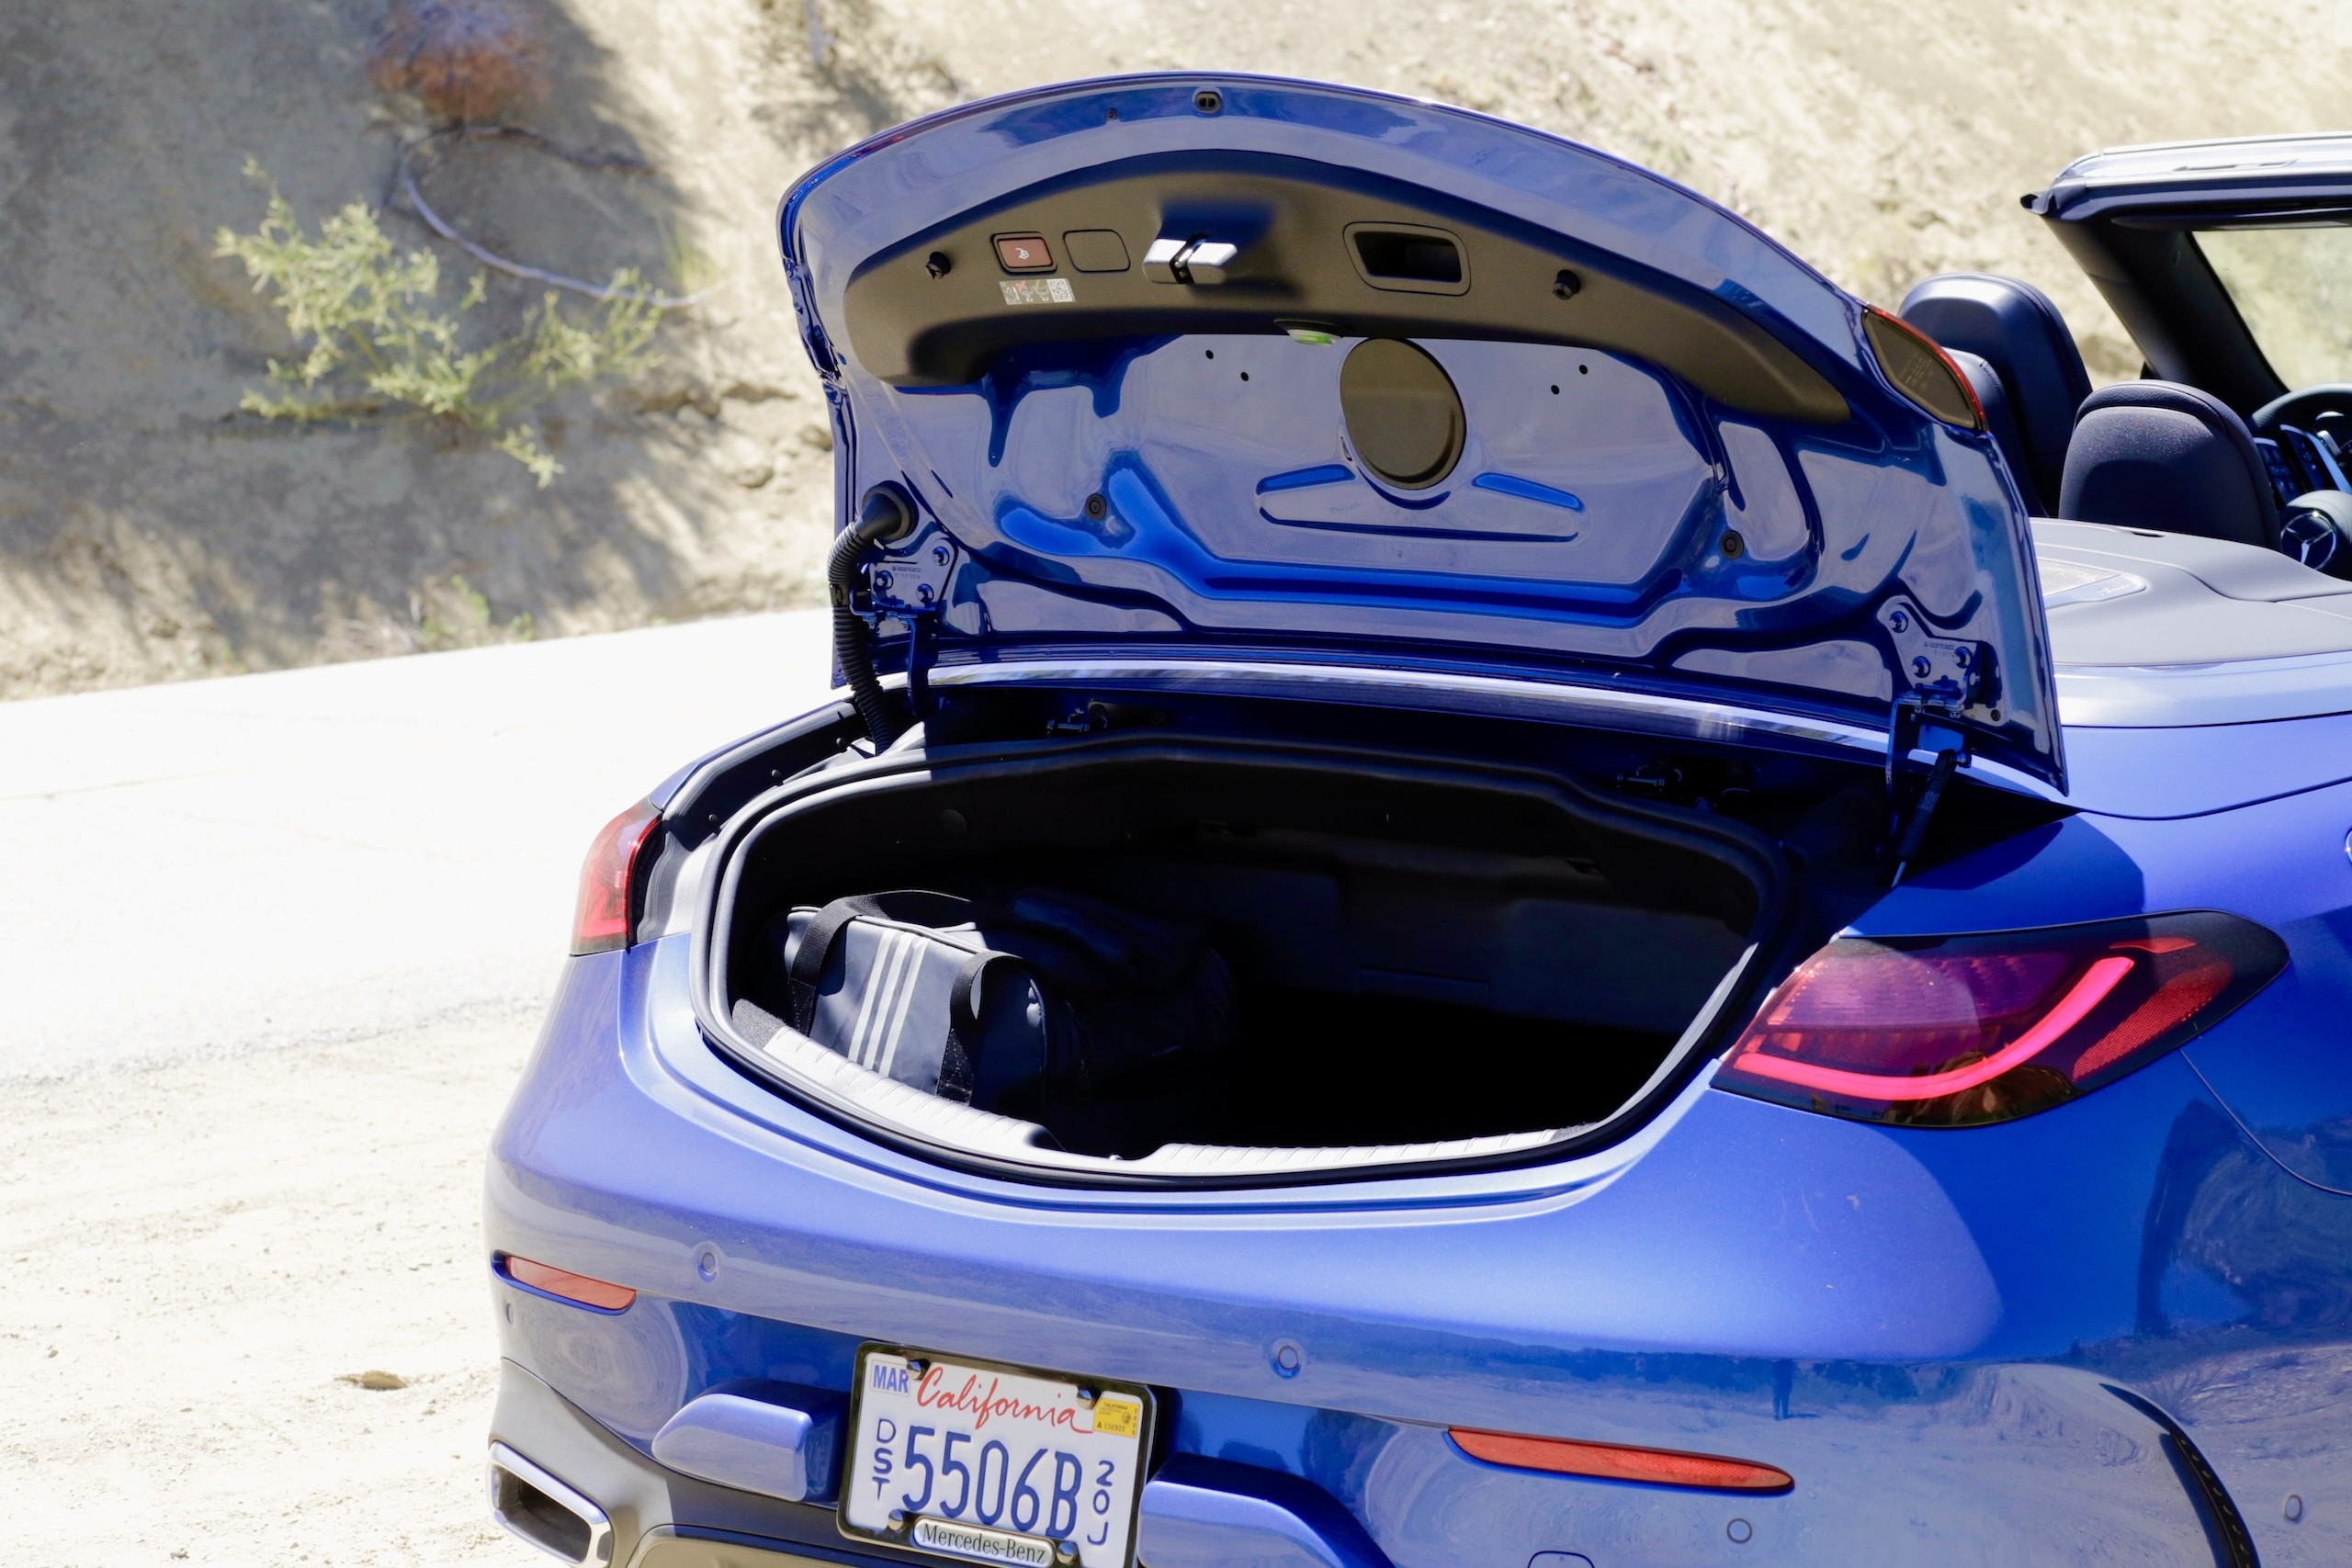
489;1441;615;1567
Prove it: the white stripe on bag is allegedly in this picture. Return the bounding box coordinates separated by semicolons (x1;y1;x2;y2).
850;930;913;1068
842;930;881;1063
874;931;922;1069
874;938;929;1080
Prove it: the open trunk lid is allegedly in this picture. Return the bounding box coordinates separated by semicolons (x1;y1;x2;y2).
781;74;2064;790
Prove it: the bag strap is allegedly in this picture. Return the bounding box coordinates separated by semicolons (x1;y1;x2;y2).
935;950;1000;1101
786;890;978;1036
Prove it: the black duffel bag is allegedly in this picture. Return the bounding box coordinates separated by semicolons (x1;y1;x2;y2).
741;887;1236;1118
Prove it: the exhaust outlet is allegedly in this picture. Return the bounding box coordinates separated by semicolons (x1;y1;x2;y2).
489;1441;615;1566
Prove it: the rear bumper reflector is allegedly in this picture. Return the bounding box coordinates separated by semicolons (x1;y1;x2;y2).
1449;1428;1793;1493
498;1254;638;1313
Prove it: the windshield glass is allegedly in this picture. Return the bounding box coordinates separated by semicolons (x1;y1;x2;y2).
2197;224;2352;389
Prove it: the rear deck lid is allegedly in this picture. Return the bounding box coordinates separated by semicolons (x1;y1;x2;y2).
782;75;2064;788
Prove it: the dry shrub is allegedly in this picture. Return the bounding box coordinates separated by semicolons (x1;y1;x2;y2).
216;163;665;487
368;0;547;125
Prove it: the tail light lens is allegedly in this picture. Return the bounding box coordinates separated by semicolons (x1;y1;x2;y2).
1715;912;2285;1126
570;800;662;955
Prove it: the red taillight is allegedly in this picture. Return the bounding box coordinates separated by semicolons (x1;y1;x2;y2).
570;800;661;956
497;1254;637;1312
1715;912;2285;1126
1450;1428;1792;1494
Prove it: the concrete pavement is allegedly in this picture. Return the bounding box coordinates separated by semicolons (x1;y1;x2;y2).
0;612;832;1077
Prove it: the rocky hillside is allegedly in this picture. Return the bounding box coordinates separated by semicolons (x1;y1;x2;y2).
4;0;2346;696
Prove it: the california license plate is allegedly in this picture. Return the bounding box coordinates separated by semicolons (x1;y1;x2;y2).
841;1345;1154;1568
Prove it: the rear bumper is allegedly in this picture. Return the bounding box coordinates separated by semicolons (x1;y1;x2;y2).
492;1358;907;1568
486;944;2349;1566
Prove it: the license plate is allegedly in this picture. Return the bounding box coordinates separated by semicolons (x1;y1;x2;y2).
841;1345;1154;1568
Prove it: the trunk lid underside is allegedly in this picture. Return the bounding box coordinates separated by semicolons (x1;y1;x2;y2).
782;73;2064;790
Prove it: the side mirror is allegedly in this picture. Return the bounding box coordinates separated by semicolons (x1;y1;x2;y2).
2279;491;2352;578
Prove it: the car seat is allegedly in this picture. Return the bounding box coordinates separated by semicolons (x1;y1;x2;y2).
1943;349;2036;510
2057;380;2278;548
1900;273;2093;514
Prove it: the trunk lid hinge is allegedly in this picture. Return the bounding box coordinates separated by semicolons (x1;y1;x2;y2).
1880;598;1993;886
1880;597;1995;719
867;533;957;719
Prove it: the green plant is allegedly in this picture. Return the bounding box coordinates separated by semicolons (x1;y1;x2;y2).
413;572;533;649
214;161;662;485
659;218;718;300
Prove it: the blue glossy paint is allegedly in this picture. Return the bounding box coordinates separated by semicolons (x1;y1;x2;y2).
778;74;2065;788
1256;466;1355;496
1468;472;1586;513
1862;774;2352;1205
2057;709;2352;818
487;74;2352;1568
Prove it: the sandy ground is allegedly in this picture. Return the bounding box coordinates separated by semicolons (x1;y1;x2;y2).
4;1016;541;1567
0;612;823;1076
1;612;831;1564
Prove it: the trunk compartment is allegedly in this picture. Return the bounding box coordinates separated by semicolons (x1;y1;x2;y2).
700;734;1782;1182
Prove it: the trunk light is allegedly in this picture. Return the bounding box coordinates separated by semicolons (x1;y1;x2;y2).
571;800;662;955
1450;1428;1793;1494
498;1254;637;1312
1714;911;2285;1127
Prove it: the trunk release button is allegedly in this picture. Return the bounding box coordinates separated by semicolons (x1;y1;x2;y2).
994;234;1054;272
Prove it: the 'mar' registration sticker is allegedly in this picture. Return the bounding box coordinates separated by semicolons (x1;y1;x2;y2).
841;1346;1153;1568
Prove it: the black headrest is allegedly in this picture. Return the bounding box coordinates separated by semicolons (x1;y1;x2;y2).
1944;349;2037;513
2058;380;2278;548
1900;273;2093;513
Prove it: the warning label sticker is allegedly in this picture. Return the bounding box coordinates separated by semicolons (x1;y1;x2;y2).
999;277;1075;305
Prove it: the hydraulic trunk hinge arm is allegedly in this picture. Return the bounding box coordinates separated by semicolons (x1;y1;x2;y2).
1885;699;1966;886
860;506;958;729
1879;597;1994;886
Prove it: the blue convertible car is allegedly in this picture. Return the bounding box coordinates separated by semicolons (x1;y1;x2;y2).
484;83;2352;1567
